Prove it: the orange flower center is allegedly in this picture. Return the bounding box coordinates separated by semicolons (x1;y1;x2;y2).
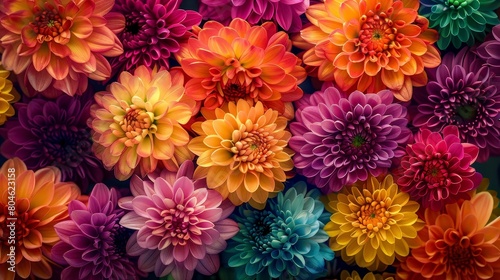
223;82;249;102
231;128;274;171
162;205;194;246
119;107;156;141
358;10;397;57
444;235;479;274
357;197;390;233
30;4;71;43
1;208;35;248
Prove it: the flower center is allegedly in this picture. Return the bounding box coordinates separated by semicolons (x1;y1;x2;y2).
358;10;397;56
446;236;477;273
162;204;198;246
456;104;477;121
423;159;448;187
223;83;248;102
1;207;32;248
357;197;390;234
119;107;156;144
125;13;142;35
446;0;474;9
351;135;366;148
231;128;274;171
31;4;71;43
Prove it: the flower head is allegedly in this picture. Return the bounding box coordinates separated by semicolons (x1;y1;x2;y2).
289;87;411;193
412;48;500;162
0;158;81;280
397;126;482;211
476;24;500;78
119;161;239;279
89;66;195;180
0;64;19;125
225;182;334;279
324;175;424;271
188;99;294;208
299;0;441;101
0;0;124;96
178;18;306;118
51;184;141;280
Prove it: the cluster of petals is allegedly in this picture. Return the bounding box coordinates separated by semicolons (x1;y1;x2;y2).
0;64;18;125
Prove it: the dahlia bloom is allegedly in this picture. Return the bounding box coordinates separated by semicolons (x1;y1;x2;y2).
289;87;411;193
397;192;500;280
397;126;483;211
299;0;441;101
119;161;239;279
0;0;124;96
0;64;18;125
177;18;306;118
111;0;202;72
324;175;424;271
340;271;395;280
420;0;500;49
0;158;81;280
188;100;294;208
89;66;196;181
1;94;103;186
225;182;334;279
412;48;500;162
476;24;500;77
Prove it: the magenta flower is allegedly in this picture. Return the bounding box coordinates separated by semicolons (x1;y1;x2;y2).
289;87;411;193
476;24;500;81
51;184;142;280
198;0;232;26
397;126;482;211
118;161;239;279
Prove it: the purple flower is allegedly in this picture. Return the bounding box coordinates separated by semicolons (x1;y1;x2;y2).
51;184;142;280
289;87;411;193
476;24;500;81
199;0;232;26
412;47;500;162
111;0;202;72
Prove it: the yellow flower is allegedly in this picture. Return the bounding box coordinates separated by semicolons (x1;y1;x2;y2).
0;64;19;125
188;99;294;208
324;175;424;270
340;270;395;280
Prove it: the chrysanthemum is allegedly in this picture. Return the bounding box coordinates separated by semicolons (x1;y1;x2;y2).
289;87;411;193
397;126;483;211
225;182;334;280
89;65;195;181
188;99;294;208
0;158;81;280
397;192;500;280
476;24;500;78
340;271;395;280
0;64;18;125
111;0;202;72
299;0;441;101
1;94;103;186
0;0;124;96
177;18;306;118
324;175;424;271
51;184;141;280
118;161;239;279
412;48;500;162
419;0;500;49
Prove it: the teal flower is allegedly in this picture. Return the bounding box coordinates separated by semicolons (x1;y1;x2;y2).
224;183;334;280
420;0;500;49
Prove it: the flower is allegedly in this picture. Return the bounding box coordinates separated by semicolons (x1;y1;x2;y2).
111;0;202;72
0;64;19;125
188;99;294;208
198;0;232;26
225;182;334;279
0;94;104;187
89;65;195;181
324;175;424;271
340;271;395;280
51;184;141;280
0;158;81;280
118;161;239;279
289;87;411;193
419;0;500;49
396;192;500;279
397;126;483;211
476;24;500;78
177;18;306;118
0;0;124;96
412;48;500;162
299;0;441;101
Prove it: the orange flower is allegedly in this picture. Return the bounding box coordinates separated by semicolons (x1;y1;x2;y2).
177;18;306;119
0;64;19;125
0;0;124;96
397;192;500;280
299;0;441;101
0;158;80;280
188;99;294;208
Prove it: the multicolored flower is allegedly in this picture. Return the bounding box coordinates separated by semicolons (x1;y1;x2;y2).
118;161;239;279
0;64;18;125
225;182;334;279
0;0;124;96
177;18;306;118
299;0;441;101
412;48;500;162
0;158;81;280
188;99;294;208
289;87;411;193
397;192;500;279
324;175;424;271
89;66;195;181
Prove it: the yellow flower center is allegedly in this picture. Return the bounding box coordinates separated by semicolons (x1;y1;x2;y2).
358;10;397;57
31;4;71;43
357;197;390;234
231;128;274;171
119;107;156;145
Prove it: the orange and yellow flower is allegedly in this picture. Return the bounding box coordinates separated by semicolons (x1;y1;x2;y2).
299;0;441;101
0;0;124;96
188;99;294;208
0;64;19;125
177;18;306;119
0;158;80;280
323;175;424;271
89;66;196;181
